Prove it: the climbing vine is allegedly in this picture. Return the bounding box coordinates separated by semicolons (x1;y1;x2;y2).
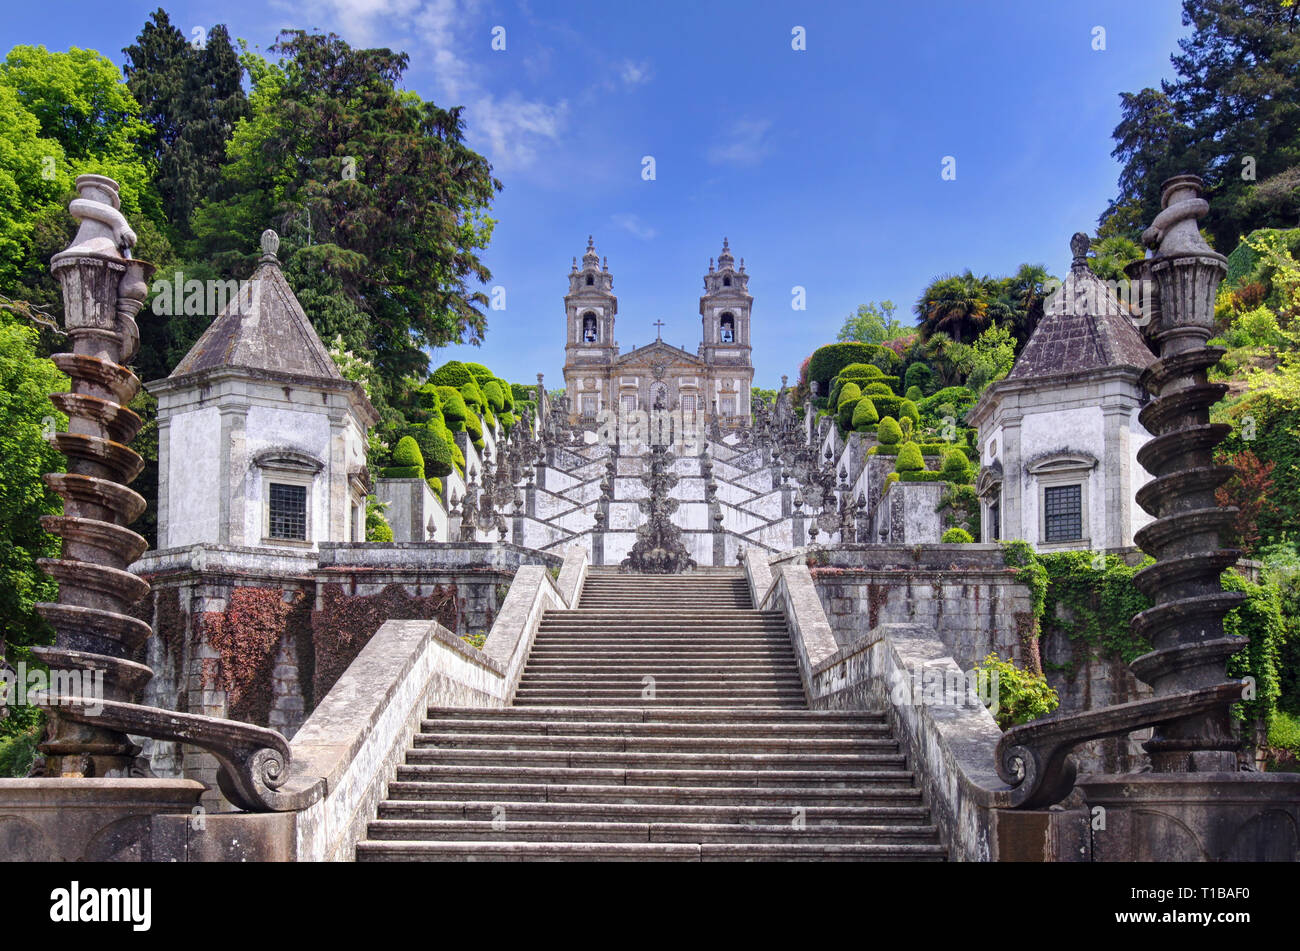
1038;551;1154;664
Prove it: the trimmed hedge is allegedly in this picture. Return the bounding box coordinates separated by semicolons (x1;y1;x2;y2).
895;441;924;472
430;361;475;387
838;362;885;381
482;379;507;412
437;386;470;426
392;436;423;468
942;526;974;543
851;396;879;430
905;385;923;402
863;381;893;396
898;470;947;482
382;465;423;479
904;361;934;395
463;362;495;383
877;416;903;445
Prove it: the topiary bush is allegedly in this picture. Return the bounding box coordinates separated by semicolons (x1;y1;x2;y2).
423;426;456;477
905;385;923;403
838;362;885;381
382;436;425;479
851;395;879;431
460;379;485;413
904;361;934;395
463;362;494;383
482;379;507;412
863;381;894;396
808;343;896;391
942;527;973;543
940;448;972;482
900;398;920;425
366;499;394;542
430;361;475;388
877;416;902;445
894;441;924;472
437;386;470;430
918;386;978;422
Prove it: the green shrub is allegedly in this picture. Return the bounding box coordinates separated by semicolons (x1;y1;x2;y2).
904;361;934;395
918;386;978;421
895;441;924;472
837;381;862;407
1269;711;1300;753
0;722;41;777
942;527;973;543
838;397;861;431
463;362;495;383
885;472;899;486
416;383;442;410
851;396;879;430
905;385;923;402
423;427;456;477
940;449;972;482
863;381;894;395
482;379;507;412
877;416;902;445
495;379;515;411
427;476;443;498
460;380;485;412
808;343;893;390
366;499;394;542
838;362;885;381
381;465;423;479
510;382;535;404
437;386;470;427
899;416;914;441
900;398;920;425
392;436;423;469
430;360;475;387
898;470;946;482
973;652;1060;729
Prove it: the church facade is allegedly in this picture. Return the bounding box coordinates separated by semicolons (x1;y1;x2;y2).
561;237;755;427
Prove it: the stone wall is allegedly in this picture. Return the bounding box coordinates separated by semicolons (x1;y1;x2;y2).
778;543;1151;775
132;541;558;807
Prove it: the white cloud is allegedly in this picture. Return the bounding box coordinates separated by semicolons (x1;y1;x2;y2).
619;59;654;87
289;0;567;171
612;213;657;240
707;119;773;167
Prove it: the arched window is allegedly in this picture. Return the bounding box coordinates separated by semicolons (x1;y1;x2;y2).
720;312;735;343
582;312;598;342
586;274;595;286
723;276;731;287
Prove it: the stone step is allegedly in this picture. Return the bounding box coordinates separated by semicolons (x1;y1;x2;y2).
516;675;803;687
393;764;918;787
520;662;798;673
384;780;925;806
375;798;928;825
364;818;940;845
412;732;897;752
355;840;946;861
424;706;884;723
404;748;906;771
419;717;890;737
511;689;807;701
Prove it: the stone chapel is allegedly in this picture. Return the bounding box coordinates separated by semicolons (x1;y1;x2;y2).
561;236;755;427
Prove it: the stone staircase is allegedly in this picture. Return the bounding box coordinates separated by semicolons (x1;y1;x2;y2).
356;568;946;860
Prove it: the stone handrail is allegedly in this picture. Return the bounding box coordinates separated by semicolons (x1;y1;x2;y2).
143;544;583;860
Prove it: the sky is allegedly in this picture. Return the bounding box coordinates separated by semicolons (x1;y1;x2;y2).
3;0;1191;388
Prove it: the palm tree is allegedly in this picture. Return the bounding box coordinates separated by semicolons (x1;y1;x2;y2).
915;271;990;344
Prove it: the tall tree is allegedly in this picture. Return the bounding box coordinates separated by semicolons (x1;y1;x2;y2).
1104;1;1300;249
123;11;248;242
915;271;991;344
192;31;501;409
837;300;908;344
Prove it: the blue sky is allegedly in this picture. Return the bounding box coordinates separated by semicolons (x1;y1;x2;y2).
5;0;1189;388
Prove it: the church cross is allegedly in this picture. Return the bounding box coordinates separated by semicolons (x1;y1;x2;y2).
653;319;665;340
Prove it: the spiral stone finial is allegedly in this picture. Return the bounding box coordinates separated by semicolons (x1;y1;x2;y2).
1129;174;1243;772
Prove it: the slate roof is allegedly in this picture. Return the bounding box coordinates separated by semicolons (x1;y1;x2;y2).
1007;239;1156;381
168;236;343;383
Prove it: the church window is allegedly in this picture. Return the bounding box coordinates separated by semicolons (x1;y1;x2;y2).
586;274;595;286
268;483;308;541
1043;484;1082;542
582;313;598;342
720;313;735;343
723;276;731;287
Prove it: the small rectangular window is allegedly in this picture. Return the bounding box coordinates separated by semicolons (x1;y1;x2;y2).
269;483;308;540
681;394;697;413
1043;484;1082;542
989;500;1001;542
621;394;637;412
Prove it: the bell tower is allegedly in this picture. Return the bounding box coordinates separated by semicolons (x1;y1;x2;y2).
563;236;618;420
699;238;754;424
